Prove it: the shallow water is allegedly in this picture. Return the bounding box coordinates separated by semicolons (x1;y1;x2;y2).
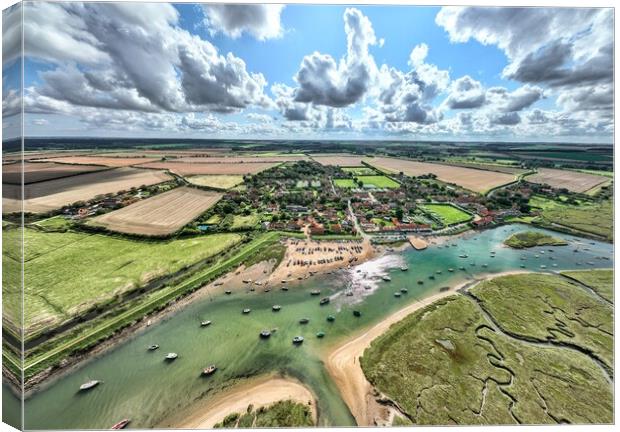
16;225;613;429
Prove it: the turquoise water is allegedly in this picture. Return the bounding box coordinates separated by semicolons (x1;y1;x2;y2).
15;225;613;429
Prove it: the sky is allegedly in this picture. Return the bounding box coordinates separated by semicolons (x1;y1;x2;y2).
1;2;614;143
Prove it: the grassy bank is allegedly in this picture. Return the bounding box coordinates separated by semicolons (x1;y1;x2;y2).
214;400;314;428
503;231;567;248
361;271;613;425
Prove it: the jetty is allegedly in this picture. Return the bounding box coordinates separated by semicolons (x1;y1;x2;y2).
407;235;428;250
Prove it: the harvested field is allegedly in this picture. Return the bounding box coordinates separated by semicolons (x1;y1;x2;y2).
36;156;155;167
365;157;516;193
2;162;107;184
89;187;222;235
3;151;92;162
440;161;527;175
175;156;307;163
187;175;244;189
140;161;278;176
525;168;609;193
312;155;366;166
2;167;171;214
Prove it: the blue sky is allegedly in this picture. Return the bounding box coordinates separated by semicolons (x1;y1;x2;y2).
2;3;613;142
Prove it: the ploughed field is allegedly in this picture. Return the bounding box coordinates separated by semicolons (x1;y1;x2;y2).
174;156;308;163
2;224;242;338
311;155;366;167
364;157;516;193
525;168;610;193
139;161;278;176
2;167;171;214
89;187;222;235
361;270;613;425
2;161;107;184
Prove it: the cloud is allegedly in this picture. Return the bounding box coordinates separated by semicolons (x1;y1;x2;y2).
444;75;485;109
202;4;285;40
292;8;378;108
2;3;22;66
486;85;544;112
21;2;272;116
491;111;521;125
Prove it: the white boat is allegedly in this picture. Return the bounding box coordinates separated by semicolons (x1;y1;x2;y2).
165;353;178;360
382;275;391;282
79;380;100;391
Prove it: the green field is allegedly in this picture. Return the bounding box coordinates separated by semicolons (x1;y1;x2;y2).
342;167;376;175
187;175;244;189
529;196;613;241
357;175;400;188
504;231;568;248
333;178;358;188
214;400;314;428
9;227;243;337
516;151;612;162
361;271;613;425
420;203;473;225
561;269;613;303
231;213;261;230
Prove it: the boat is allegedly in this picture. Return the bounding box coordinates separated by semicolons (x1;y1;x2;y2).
201;320;211;327
148;344;159;351
110;419;131;430
259;330;271;339
448;268;454;272
520;264;526;268
540;265;547;269
79;380;100;391
319;297;330;305
439;287;450;292
202;365;217;376
146;320;152;327
459;266;466;270
292;336;304;344
394;292;401;298
436;270;442;274
400;266;409;271
225;290;232;295
165;353;178;360
316;331;325;338
382;275;391;282
459;254;468;258
417;280;424;285
353;310;362;317
310;290;321;296
242;308;251;314
299;318;310;324
482;264;488;268
327;315;336;322
345;290;353;296
429;275;435;280
400;288;408;294
272;305;282;311
281;287;289;291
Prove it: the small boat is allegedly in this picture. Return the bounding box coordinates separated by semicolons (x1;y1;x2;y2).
310;290;321;296
394;292;401;298
400;288;408;294
490;251;496;255
225;290;232;295
165;353;178;360
272;305;282;312
79;380;100;391
146;320;152;327
242;308;251;314
202;365;217;376
299;318;310;324
429;275;435;280
320;297;330;305
482;264;488;268
111;419;131;430
459;266;466;271
459;254;468;258
382;275;391;282
327;315;336;322
400;266;409;271
316;331;325;338
353;310;362;317
259;330;271;339
448;268;454;272
148;344;159;351
345;290;353;296
201;320;211;327
436;270;442;274
417;280;424;285
292;336;304;344
520;264;526;268
439;287;450;292
281;287;289;291
540;265;547;269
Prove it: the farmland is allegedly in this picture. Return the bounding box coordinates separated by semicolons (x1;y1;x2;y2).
2;168;171;214
11;226;243;337
89;187;222;236
525;168;609;193
333;178;358;188
365;157;516;193
186;175;244;189
2;162;107;184
419;203;472;225
311;155;366;166
175;156;307;163
342;167;376;175
140;161;278;176
356;175;400;188
439;161;528;175
36;156;156;167
361;271;613;425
